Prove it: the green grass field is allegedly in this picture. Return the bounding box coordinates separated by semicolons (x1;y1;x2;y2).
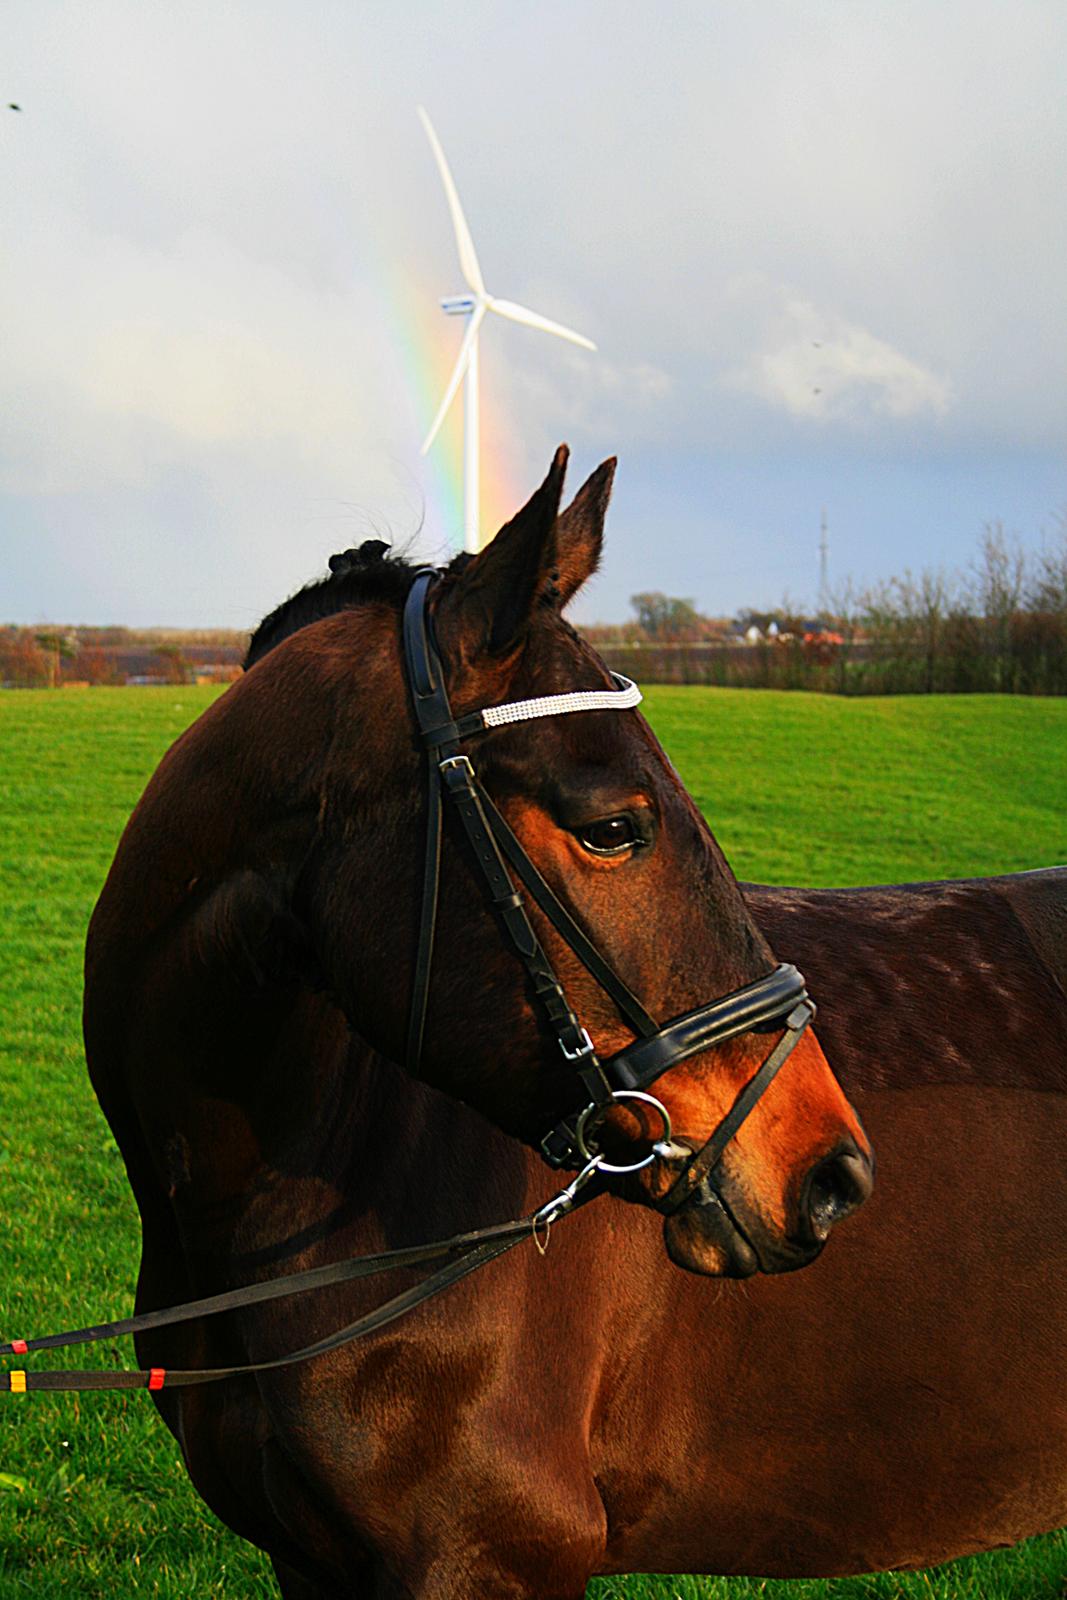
1;684;1065;1599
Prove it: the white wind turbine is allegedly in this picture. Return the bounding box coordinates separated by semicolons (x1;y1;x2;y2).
417;107;597;553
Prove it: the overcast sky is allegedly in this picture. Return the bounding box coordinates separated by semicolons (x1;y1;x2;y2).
4;0;1065;629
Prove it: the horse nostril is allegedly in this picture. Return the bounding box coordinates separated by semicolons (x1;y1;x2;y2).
802;1144;873;1243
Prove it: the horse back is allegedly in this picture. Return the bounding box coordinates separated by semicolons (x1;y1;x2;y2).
744;868;1067;1097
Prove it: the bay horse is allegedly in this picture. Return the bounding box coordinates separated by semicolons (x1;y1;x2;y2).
81;450;1065;1597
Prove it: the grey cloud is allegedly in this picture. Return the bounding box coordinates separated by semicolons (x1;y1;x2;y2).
3;0;1064;624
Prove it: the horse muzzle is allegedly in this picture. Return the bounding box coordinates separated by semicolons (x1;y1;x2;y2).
658;1136;874;1278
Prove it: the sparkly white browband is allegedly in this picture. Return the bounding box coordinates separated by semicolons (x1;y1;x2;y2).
478;673;642;731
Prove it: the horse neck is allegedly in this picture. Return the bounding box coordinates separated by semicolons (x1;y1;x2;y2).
332;1030;547;1241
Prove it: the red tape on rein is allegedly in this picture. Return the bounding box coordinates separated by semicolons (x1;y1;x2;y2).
10;1340;28;1355
148;1368;166;1390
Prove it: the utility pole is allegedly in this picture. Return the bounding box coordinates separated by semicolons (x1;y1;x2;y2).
818;508;829;615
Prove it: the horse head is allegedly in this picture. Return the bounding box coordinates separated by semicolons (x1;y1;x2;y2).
234;446;872;1276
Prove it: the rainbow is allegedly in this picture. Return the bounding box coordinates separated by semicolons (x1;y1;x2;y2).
388;265;523;557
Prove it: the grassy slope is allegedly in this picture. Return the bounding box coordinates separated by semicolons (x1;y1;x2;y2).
646;688;1066;887
0;685;1064;1599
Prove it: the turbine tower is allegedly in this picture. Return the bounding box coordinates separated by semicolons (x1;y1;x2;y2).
417;107;596;553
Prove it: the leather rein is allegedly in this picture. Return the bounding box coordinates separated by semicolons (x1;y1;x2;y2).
1;571;814;1397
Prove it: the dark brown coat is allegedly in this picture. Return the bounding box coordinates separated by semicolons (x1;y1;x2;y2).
83;454;1065;1597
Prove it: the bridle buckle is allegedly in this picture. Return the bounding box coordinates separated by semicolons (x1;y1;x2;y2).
559;1027;596;1063
439;754;474;777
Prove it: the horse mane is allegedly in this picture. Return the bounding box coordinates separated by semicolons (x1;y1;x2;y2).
244;542;471;669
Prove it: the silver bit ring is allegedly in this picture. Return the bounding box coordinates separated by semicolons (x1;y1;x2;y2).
574;1090;673;1173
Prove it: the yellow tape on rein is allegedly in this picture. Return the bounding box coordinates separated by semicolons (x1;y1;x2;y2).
8;1371;26;1394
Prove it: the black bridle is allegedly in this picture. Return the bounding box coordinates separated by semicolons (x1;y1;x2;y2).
0;572;819;1397
402;570;816;1211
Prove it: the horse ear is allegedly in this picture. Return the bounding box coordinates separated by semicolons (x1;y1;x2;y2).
550;456;616;608
440;444;569;658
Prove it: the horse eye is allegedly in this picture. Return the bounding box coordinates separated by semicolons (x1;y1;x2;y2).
577;816;638;856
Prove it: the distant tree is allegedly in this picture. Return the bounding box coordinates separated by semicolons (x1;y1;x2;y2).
72;647;116;686
860;568;962;694
630;592;706;641
823;580;864;690
1025;513;1067;616
34;630;77;688
153;644;190;685
898;569;955;694
0;630;52;687
970;522;1026;691
972;521;1026;615
78;626;132;648
1015;514;1067;693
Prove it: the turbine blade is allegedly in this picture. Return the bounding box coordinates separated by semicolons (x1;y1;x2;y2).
488;298;596;351
420;303;487;455
417;107;485;297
